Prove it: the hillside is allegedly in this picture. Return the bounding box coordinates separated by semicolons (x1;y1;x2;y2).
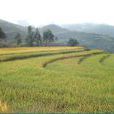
0;47;114;112
40;24;69;34
63;23;114;37
0;19;27;43
41;24;114;52
0;19;114;52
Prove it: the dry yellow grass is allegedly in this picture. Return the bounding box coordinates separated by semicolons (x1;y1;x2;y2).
0;101;9;112
0;47;83;55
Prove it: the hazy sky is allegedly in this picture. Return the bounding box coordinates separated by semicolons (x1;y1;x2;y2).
0;0;114;26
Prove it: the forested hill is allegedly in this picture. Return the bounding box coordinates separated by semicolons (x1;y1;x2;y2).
41;24;114;52
0;19;27;43
0;19;114;52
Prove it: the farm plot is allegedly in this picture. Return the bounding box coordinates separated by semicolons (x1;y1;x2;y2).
0;47;114;112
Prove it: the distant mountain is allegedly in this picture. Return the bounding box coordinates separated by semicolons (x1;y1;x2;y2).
63;23;114;37
0;19;27;43
41;24;114;52
0;19;114;52
39;24;70;43
40;24;69;34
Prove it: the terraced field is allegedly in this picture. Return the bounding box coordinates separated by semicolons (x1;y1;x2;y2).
0;47;114;112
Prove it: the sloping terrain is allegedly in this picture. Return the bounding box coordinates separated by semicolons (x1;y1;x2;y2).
0;19;27;43
63;23;114;37
0;47;114;112
0;19;114;52
42;24;114;52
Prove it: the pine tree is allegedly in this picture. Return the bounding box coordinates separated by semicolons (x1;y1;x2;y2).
15;33;22;45
34;28;42;46
26;26;34;46
0;27;6;40
43;29;54;46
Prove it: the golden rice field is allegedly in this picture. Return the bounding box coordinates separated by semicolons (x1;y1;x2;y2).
0;47;114;113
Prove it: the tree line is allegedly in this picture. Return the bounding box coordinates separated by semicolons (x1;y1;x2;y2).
16;26;55;46
0;26;55;47
0;26;79;47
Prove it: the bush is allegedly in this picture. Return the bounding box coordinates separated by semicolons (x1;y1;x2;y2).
67;38;79;46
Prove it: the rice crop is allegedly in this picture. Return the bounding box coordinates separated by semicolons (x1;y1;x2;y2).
0;47;113;113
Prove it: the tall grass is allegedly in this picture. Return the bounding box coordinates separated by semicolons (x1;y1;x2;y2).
0;47;113;112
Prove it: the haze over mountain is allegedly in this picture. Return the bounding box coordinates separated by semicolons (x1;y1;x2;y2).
44;24;114;52
63;23;114;37
0;19;114;52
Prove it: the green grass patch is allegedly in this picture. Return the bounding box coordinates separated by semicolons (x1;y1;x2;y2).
0;47;113;113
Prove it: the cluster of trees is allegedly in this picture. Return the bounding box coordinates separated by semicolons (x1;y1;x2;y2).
67;38;79;46
0;26;79;47
14;26;79;47
14;26;55;46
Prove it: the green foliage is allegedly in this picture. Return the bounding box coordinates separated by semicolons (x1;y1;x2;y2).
43;29;55;46
26;26;34;46
0;27;6;40
0;27;7;47
26;26;55;47
34;28;42;46
15;33;22;46
67;38;79;46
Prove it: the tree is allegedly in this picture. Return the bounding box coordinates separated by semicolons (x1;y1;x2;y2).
34;28;42;46
0;27;7;47
15;33;22;46
67;38;79;46
26;26;34;46
0;27;6;40
55;36;58;41
43;29;54;46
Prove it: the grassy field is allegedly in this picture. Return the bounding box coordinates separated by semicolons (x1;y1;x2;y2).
0;47;114;112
